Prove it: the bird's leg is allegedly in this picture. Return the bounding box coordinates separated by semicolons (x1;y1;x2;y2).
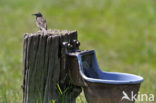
43;28;48;35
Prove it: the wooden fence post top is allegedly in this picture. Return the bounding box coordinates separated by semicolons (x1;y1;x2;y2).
24;29;77;36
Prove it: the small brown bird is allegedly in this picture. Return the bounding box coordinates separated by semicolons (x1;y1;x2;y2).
33;12;47;33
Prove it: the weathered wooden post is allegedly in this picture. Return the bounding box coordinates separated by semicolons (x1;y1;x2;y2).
22;30;82;103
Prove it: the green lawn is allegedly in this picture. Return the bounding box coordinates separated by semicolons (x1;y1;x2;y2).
0;0;156;103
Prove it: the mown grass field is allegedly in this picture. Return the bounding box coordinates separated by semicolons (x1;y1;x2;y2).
0;0;156;103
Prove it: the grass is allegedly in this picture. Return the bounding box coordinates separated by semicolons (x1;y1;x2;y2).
0;0;156;103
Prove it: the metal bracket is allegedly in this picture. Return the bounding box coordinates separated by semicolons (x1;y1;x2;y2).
62;39;80;52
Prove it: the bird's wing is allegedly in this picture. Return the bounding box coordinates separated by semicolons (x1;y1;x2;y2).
37;17;47;30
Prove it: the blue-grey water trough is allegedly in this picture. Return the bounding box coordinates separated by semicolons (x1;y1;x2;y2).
67;50;144;103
